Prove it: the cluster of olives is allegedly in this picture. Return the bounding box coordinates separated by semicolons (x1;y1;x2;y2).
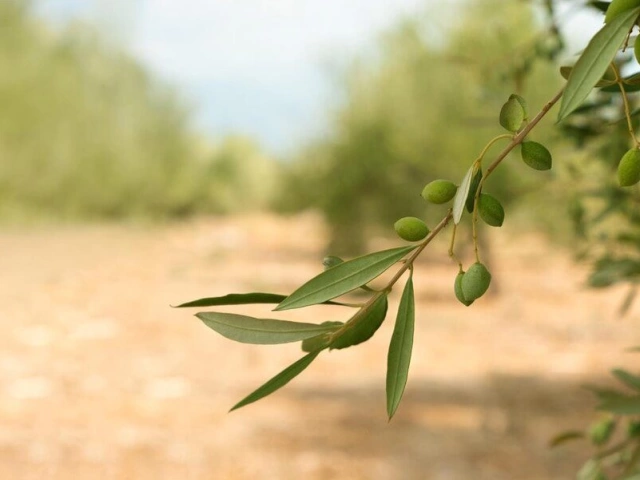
392;93;555;306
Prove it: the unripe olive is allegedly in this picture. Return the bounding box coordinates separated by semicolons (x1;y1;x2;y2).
394;217;430;242
617;148;640;187
478;193;505;227
499;96;525;133
635;35;640;64
461;262;491;301
521;141;552;171
421;180;458;204
454;271;473;306
588;417;615;446
322;255;344;270
509;94;528;121
605;0;640;24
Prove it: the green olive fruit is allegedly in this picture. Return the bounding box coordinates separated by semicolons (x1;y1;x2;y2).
499;96;525;132
521;141;552;171
478;193;505;227
454;271;474;306
394;217;430;242
605;0;640;23
617;148;640;186
461;262;492;301
322;255;344;270
588;418;615;446
636;35;640;64
509;94;528;121
421;180;458;204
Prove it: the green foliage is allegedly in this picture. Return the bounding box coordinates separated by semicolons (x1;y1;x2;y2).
230;351;321;412
274;0;561;253
274;246;414;311
179;4;640;479
386;274;415;419
558;7;640;121
0;2;278;221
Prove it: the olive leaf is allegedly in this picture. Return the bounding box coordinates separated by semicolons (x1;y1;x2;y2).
612;368;640;392
230;350;321;411
465;168;483;214
558;7;640;121
453;165;476;224
174;292;351;308
548;430;585;448
386;274;415;419
195;312;340;344
301;321;344;352
598;395;640;415
329;294;388;349
275;246;415;311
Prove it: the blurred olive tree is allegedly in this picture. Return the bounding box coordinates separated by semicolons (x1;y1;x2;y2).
0;0;278;221
275;0;562;254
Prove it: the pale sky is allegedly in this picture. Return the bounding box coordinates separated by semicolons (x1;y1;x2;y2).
36;0;600;155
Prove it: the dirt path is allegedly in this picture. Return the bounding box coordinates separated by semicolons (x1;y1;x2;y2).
0;213;635;479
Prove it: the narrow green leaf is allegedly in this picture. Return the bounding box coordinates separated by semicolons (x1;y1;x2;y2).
196;312;340;344
174;292;287;308
230;350;320;411
275;247;414;311
613;369;640;392
453;165;476;224
174;292;351;308
386;274;415;419
548;430;585;448
329;294;389;349
301;321;344;352
619;287;638;317
598;395;640;415
558;7;640;121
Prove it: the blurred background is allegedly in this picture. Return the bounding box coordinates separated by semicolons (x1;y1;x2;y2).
1;0;639;478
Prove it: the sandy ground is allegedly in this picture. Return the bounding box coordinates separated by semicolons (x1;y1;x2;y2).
0;212;636;480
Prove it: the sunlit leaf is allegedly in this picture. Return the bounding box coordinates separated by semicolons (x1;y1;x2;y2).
196;312;340;344
275;247;414;311
329;294;389;349
548;430;585;448
613;368;640;392
230;351;321;411
453;165;476;224
558;7;640;121
386;274;415;419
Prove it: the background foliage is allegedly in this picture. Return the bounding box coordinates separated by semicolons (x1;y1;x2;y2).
0;0;279;221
